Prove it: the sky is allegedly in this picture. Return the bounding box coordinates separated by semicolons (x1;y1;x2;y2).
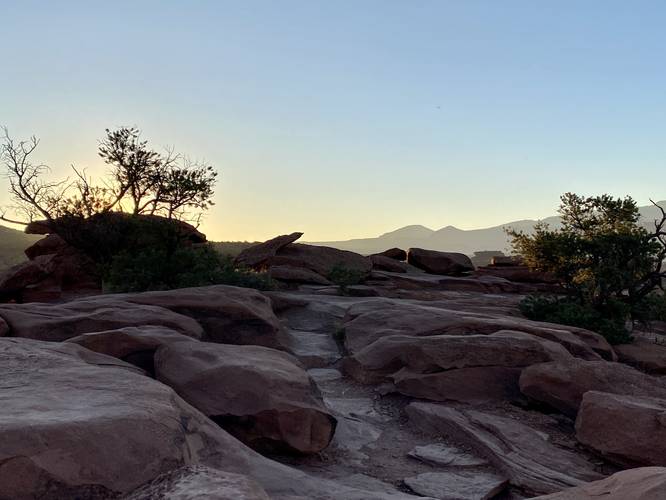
1;0;665;242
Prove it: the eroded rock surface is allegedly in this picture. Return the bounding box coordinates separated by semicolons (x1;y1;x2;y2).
406;402;602;495
520;358;666;417
155;341;336;454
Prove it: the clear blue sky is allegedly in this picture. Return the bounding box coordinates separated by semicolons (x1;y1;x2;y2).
1;1;665;241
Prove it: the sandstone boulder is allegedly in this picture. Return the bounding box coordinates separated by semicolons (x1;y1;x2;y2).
614;338;666;375
520;358;666;418
576;391;666;467
271;243;372;276
155;341;336;454
370;255;409;273
0;296;203;342
124;466;270;500
269;265;332;285
406;402;602;495
374;248;407;261
66;325;196;373
407;248;474;275
344;330;571;404
24;233;69;260
342;300;613;361
0;337;417;500
532;467;666;500
235;232;303;269
117;285;285;348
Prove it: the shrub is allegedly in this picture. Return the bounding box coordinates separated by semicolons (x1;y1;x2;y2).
103;244;274;293
519;295;632;345
509;193;666;343
327;265;365;294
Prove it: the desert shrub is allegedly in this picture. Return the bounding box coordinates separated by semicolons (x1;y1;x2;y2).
520;295;632;344
509;193;666;344
327;264;365;294
103;244;273;292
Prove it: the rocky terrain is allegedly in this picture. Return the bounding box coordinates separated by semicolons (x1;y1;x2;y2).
1;231;666;499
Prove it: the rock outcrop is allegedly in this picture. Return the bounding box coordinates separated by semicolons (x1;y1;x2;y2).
532;467;666;500
342;300;613;361
406;402;602;495
374;248;407;261
519;358;666;417
343;330;571;402
407;248;474;275
155;341;337;454
575;391;666;467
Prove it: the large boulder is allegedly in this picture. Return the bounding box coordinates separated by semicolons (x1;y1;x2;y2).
269;265;332;285
116;285;285;348
65;325;196;373
343;330;571;402
271;243;372;276
0;337;421;500
614;338;666;375
0;296;203;342
532;467;666;500
374;248;407;261
575;391;666;467
519;358;666;418
406;402;602;495
154;341;336;454
342;300;613;361
235;232;303;269
124;466;270;500
407;248;474;275
369;255;409;273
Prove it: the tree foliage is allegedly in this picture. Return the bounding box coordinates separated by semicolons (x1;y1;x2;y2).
508;193;666;343
1;126;218;227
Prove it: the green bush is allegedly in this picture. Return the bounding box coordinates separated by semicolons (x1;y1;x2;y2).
327;264;365;294
519;295;632;344
102;244;274;293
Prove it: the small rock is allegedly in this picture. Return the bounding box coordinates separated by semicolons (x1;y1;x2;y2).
404;471;507;500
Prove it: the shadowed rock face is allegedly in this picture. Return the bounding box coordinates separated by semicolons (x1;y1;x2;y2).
520;358;666;418
576;392;666;467
531;467;666;500
342;300;613;361
235;232;304;269
154;341;337;454
406;402;603;495
374;248;407;261
407;248;474;275
0;337;426;500
343;331;572;402
123;466;271;500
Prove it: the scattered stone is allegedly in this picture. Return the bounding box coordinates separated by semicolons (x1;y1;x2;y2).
154;341;336;454
520;358;666;417
575;391;666;467
407;443;487;467
124;465;270;500
407;248;474;275
406;402;602;495
404;471;507;500
531;467;666;500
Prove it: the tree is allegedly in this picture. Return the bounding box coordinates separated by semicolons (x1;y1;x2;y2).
0;126;218;227
508;193;666;342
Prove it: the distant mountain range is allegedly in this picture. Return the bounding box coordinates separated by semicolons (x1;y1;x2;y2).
309;201;666;256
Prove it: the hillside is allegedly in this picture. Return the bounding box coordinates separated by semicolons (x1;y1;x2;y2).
310;201;666;255
0;225;41;271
